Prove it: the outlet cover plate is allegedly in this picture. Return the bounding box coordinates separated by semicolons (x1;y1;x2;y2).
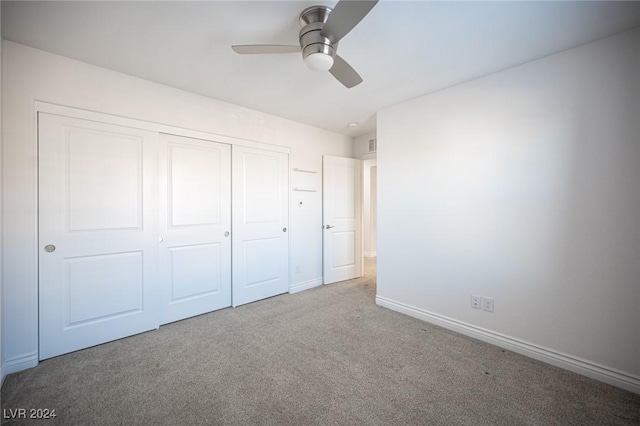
482;297;494;312
471;295;481;309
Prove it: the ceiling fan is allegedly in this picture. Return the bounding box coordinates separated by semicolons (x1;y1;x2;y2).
231;0;378;88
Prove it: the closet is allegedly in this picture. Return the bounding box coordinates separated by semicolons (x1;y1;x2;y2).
38;113;289;359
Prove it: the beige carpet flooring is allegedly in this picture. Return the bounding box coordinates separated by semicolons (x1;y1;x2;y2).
2;259;639;425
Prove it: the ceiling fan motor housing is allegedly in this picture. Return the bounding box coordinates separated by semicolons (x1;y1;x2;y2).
231;1;373;87
298;6;337;64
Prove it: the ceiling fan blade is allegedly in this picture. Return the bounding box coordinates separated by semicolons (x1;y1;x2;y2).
321;0;378;43
329;55;363;88
231;45;301;54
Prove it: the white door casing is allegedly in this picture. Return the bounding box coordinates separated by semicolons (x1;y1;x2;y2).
158;134;231;325
370;165;377;257
38;113;161;359
232;146;289;306
323;156;362;284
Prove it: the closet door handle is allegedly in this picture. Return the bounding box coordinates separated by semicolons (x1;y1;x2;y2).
325;225;334;229
282;228;287;232
224;231;230;237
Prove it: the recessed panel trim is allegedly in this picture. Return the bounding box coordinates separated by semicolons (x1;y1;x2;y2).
243;237;280;288
168;144;223;228
67;127;142;232
66;251;144;327
169;243;222;301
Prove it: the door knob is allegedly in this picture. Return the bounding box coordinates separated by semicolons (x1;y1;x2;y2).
325;225;334;229
224;231;230;237
44;244;56;253
282;227;287;232
159;236;164;243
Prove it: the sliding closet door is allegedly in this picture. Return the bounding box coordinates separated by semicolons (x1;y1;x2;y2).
39;113;160;360
39;112;287;358
232;146;289;306
158;134;231;324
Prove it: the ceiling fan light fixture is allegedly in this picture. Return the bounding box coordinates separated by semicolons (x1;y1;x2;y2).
231;0;378;88
304;52;334;72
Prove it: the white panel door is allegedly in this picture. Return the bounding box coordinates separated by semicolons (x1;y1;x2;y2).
232;146;289;306
39;113;160;360
323;156;362;284
159;134;231;324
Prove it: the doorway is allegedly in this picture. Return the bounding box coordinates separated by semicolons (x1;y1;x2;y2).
362;159;377;259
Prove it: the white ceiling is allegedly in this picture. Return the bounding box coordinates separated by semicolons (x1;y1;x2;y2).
3;1;640;137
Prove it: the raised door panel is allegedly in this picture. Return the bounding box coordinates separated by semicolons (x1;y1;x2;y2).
67;130;142;231
66;252;144;325
168;144;222;227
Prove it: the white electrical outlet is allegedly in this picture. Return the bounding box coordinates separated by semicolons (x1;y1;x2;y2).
482;297;494;313
471;295;481;309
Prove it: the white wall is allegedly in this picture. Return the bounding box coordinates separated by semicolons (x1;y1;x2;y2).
355;132;377;258
353;131;377;160
377;29;640;392
0;4;4;386
1;41;352;374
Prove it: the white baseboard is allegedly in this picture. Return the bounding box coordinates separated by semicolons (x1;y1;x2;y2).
3;352;39;378
289;278;323;294
364;251;377;258
376;295;640;395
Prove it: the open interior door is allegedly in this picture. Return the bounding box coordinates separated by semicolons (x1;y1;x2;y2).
323;155;362;284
